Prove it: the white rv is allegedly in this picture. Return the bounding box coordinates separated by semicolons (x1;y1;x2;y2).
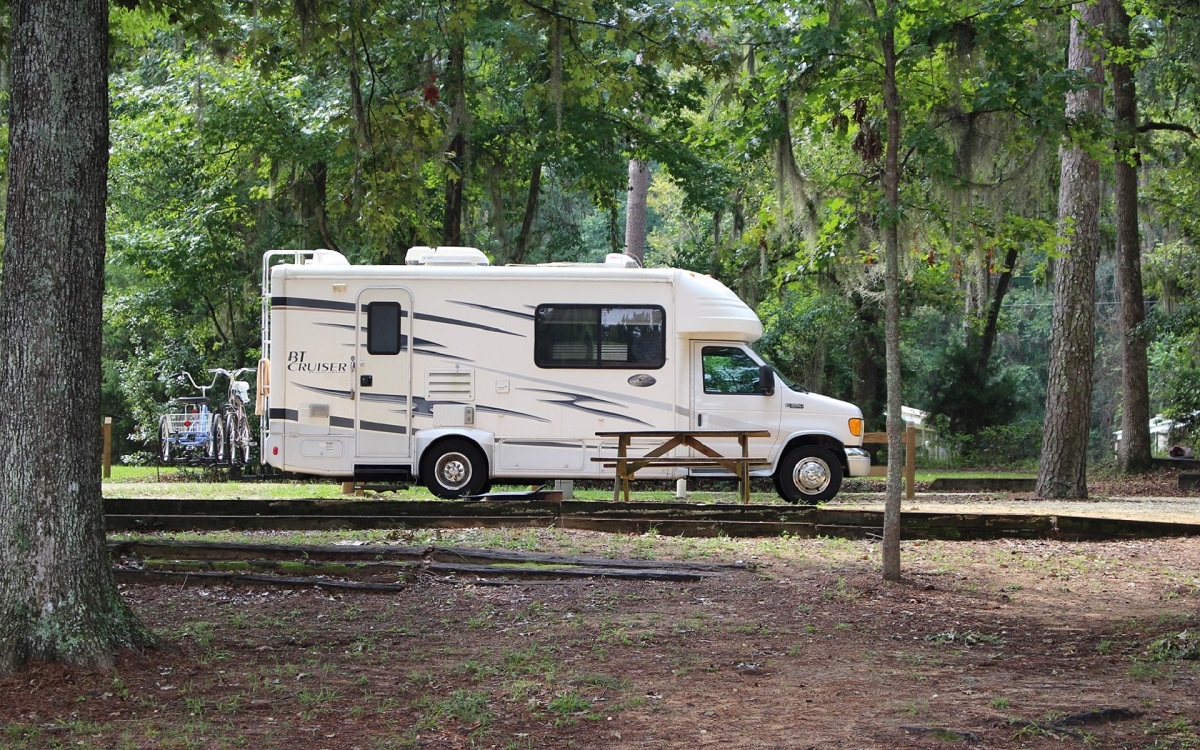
258;247;870;503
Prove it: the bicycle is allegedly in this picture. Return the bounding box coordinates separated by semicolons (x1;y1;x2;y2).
159;370;225;464
210;367;256;466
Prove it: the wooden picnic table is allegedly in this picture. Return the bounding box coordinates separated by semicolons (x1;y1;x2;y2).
593;429;771;504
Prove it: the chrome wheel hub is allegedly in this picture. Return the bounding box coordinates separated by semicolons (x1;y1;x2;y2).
794;458;831;494
439;454;469;489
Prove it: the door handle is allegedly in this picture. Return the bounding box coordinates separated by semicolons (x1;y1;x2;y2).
360;375;373;387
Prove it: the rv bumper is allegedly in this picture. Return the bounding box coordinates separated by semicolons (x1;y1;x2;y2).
845;447;871;477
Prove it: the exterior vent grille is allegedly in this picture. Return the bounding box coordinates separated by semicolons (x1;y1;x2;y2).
427;369;475;400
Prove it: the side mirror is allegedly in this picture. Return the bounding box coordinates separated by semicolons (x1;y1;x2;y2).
758;365;776;397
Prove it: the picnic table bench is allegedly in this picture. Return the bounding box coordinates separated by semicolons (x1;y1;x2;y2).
593;429;771;504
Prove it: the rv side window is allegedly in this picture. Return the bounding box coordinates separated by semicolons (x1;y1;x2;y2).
702;346;762;394
535;305;665;369
366;301;404;355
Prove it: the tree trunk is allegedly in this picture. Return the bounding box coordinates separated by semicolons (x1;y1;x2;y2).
607;203;621;254
441;39;467;246
1109;0;1152;474
1036;1;1106;500
348;47;371;216
623;51;649;266
624;158;650;265
851;294;884;429
0;0;153;673
974;245;1020;377
881;20;904;583
513;159;543;264
306;161;340;252
860;0;905;583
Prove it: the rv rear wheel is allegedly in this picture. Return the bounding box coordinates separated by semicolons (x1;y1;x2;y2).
775;445;842;504
422;439;488;499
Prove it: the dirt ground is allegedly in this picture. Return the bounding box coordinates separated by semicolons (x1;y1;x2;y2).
2;475;1200;749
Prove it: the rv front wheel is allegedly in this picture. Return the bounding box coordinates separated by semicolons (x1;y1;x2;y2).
422;439;488;499
775;445;842;505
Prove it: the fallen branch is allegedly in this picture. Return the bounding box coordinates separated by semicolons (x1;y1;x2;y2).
113;567;411;592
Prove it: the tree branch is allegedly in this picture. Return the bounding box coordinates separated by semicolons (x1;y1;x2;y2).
1138;121;1197;138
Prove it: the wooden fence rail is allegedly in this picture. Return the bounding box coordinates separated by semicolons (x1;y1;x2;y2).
863;425;916;501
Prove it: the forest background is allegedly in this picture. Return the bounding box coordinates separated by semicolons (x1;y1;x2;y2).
4;0;1198;469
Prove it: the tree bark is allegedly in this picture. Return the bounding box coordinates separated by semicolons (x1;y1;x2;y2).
0;0;153;673
1036;1;1106;500
859;0;904;582
624;158;650;265
1109;0;1152;474
851;294;884;430
441;39;468;246
623;51;649;266
974;245;1020;377
513;159;543;264
306;161;341;252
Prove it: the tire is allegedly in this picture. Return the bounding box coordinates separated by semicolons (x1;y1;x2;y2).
774;445;842;505
226;413;249;465
421;439;488;499
207;414;226;463
159;417;173;464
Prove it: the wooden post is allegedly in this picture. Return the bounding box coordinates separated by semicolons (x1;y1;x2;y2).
864;429;917;500
102;417;113;479
905;424;916;501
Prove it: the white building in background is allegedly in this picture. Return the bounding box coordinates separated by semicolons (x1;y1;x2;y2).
1113;414;1192;456
900;406;946;459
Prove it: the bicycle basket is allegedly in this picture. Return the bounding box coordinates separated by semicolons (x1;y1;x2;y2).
164;412;210;434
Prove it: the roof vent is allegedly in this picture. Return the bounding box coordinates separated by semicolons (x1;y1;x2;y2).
305;249;350;266
405;246;490;266
604;253;642;268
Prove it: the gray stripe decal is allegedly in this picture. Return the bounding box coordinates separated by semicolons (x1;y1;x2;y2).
414;348;473;362
414;312;523;337
359;420;408;435
500;440;585;448
454;364;678;418
360;392;409;405
271;296;355;312
527;389;654;427
476;405;551;423
449;301;536;321
297;383;354;399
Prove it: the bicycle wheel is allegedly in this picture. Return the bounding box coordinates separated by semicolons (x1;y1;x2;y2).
206;414;225;463
239;414;253;465
159;416;173;463
225;412;246;465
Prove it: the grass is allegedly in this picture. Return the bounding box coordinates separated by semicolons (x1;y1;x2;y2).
416;689;492;730
102;464;1037;503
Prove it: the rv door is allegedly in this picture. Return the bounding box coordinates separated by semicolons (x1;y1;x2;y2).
355;288;414;459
